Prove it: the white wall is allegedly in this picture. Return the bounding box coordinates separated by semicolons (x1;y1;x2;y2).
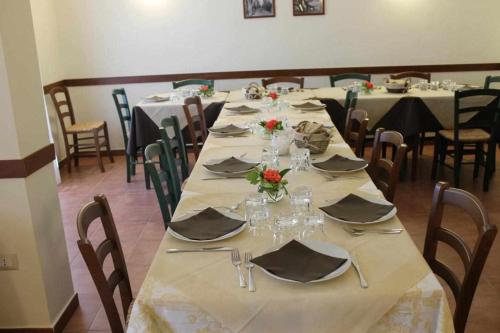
31;0;500;158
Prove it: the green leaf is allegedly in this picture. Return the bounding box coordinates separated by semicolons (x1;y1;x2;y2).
279;168;291;177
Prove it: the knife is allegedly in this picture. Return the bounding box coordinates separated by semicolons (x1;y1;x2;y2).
166;246;233;253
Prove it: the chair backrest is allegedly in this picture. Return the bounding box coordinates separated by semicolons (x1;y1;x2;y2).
329;73;372;87
183;96;207;159
344;90;358;113
173;79;214;90
144;140;181;228
484;75;500;89
112;88;132;148
261;76;304;89
453;89;500;137
160;116;190;181
390;71;431;82
77;195;132;333
423;182;497;333
368;128;407;203
49;86;76;136
344;108;369;157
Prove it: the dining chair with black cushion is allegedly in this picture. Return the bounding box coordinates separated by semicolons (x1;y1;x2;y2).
144;139;182;228
172;79;214;90
329;73;372;87
183;96;207;160
344;108;369;157
160;116;190;181
261;77;304;89
431;89;500;191
112;88;150;189
50;86;113;173
484;75;500;89
423;181;497;333
368;128;408;203
77;194;133;333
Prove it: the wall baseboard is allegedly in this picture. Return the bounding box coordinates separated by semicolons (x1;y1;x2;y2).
0;293;79;333
58;149;125;168
0;144;55;179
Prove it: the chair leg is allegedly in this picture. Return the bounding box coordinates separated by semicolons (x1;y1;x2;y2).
419;131;425;155
126;155;131;183
431;136;440;180
103;123;114;163
144;163;151;190
65;145;72;173
73;134;79;167
411;144;418;181
484;143;495;192
473;143;481;179
453;144;463;188
94;129;105;172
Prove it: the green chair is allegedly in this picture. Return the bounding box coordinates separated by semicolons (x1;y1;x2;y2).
160;116;190;181
112;88;150;189
484;75;500;89
330;73;371;87
145;138;182;228
172;79;214;90
344;89;358;112
431;89;500;192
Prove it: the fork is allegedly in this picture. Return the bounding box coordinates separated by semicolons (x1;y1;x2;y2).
231;249;246;288
244;252;256;292
343;226;403;236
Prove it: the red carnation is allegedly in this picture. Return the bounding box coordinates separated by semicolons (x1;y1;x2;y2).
265;119;278;131
365;81;374;89
263;169;281;183
268;92;278;100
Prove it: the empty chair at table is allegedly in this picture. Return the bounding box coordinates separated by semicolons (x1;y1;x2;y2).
344;108;369;157
173;78;214;90
112;88;150;189
182;96;207;160
423;181;497;333
261;76;304;89
160;115;190;181
368;128;407;203
431;88;500;192
145;138;182;228
50;86;113;173
77;194;133;333
329;73;372;87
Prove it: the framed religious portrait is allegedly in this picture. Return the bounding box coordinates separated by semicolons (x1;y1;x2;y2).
244;0;276;19
293;0;325;16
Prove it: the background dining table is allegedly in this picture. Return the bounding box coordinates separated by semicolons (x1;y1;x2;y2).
126;94;454;333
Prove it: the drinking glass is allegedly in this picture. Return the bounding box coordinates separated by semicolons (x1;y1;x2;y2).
277;99;289;112
245;193;269;234
418;80;428;91
290;186;313;216
442;79;452;90
290;148;311;172
302;212;325;240
261;146;280;168
272;214;300;244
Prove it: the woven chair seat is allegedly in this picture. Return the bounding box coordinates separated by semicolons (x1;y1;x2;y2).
438;129;490;143
66;121;105;133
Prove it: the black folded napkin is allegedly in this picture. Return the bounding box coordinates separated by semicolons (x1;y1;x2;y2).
169;208;245;240
320;194;394;223
144;95;169;103
210;124;247;134
313;154;368;172
203;157;258;173
226;105;258;112
251;240;347;283
292;102;325;109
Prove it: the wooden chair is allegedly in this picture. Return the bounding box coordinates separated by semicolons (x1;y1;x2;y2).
77;195;133;333
431;89;500;191
160;116;190;181
484;75;500;89
368;128;407;202
390;71;431;83
112;88;150;189
261;77;304;89
173;79;214;90
423;181;497;333
50;86;113;173
344;108;368;157
329;73;372;87
183;96;207;160
144;139;181;228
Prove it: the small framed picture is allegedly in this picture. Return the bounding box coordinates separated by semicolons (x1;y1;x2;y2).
293;0;325;16
244;0;276;19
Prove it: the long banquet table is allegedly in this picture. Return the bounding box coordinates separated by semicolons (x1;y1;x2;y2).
127;89;454;333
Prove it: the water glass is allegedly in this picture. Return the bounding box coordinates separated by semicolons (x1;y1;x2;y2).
302;212;325;240
430;81;440;90
418;80;428;91
245;193;269;232
442;79;452;90
290;186;313;216
272;214;300;244
290;148;311;172
261;146;280;168
277;99;289;112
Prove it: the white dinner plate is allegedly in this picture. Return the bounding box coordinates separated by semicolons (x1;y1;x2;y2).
208;125;250;136
312;156;368;174
257;240;351;284
322;193;397;225
203;157;258;176
168;209;246;243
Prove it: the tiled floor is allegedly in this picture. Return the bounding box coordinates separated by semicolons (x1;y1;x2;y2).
60;148;500;333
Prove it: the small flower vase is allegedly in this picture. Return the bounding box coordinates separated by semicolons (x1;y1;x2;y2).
264;188;285;203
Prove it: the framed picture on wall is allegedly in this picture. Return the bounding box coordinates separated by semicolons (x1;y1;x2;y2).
293;0;325;16
244;0;276;19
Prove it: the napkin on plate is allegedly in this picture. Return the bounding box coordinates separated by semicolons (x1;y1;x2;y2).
320;193;394;223
313;154;368;172
144;95;169;103
251;239;347;283
226;105;258;112
169;208;245;240
203;157;258;173
291;102;326;109
210;124;247;134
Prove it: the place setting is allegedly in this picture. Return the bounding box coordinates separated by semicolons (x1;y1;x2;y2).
141;93;170;103
208;123;251;137
290;101;327;112
311;153;369;182
201;154;259;180
225;104;261;115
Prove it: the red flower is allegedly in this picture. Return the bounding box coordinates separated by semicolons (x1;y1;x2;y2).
365;81;374;89
265;119;278;131
268;92;278;100
263;169;282;183
200;85;209;91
